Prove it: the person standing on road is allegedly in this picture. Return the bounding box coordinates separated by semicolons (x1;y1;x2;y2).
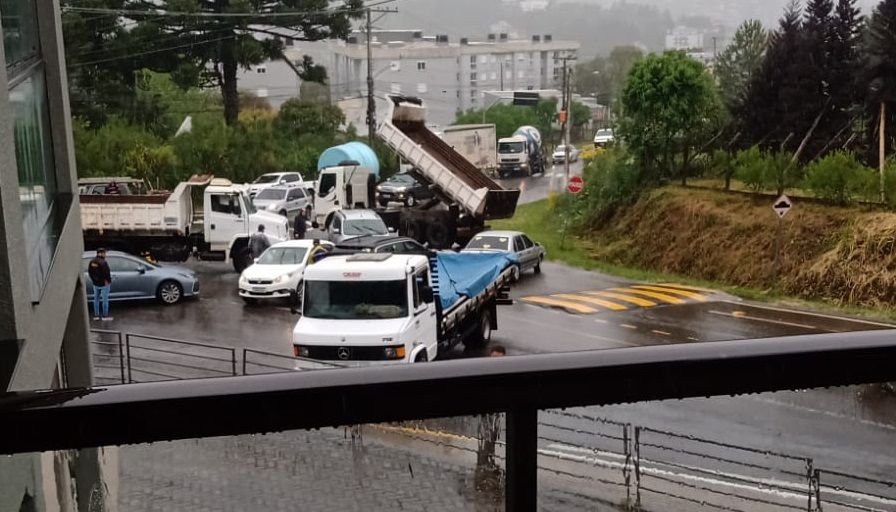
88;248;113;321
249;225;271;259
294;210;307;240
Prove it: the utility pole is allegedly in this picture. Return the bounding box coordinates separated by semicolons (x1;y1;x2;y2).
880;101;886;203
556;54;576;182
364;6;398;144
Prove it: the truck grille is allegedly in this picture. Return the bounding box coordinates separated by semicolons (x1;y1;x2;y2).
303;346;387;361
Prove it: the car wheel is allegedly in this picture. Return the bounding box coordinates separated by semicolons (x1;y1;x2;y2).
157;280;183;305
534;257;542;274
279;210;288;217
414;350;429;363
511;265;521;282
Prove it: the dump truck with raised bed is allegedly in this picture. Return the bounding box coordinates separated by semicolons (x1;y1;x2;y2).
81;175;288;272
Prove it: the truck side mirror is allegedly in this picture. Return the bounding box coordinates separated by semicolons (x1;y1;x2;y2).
420;285;434;304
387;227;395;233
332;228;341;234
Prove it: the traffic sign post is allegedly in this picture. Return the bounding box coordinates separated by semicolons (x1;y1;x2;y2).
772;195;792;279
568;175;584;194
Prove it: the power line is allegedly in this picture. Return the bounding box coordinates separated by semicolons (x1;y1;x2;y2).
62;1;397;19
71;34;236;67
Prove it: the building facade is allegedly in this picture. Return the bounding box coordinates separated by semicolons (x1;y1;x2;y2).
0;0;110;510
238;30;579;129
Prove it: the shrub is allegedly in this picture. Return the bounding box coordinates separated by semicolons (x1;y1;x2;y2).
561;147;646;229
803;151;877;205
734;148;797;192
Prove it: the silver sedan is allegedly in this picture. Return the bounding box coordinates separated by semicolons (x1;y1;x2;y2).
82;251;200;305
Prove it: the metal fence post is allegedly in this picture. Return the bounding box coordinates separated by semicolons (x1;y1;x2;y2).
812;469;823;512
231;349;237;376
242;349;248;376
505;407;538;512
116;331;125;384
634;426;642;511
124;334;133;384
806;458;815;512
623;423;632;509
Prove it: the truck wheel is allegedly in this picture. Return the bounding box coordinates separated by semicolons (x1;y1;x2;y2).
157;280;183;305
426;222;452;249
467;309;492;348
402;218;421;242
405;195;417;207
231;245;250;273
414;350;429;363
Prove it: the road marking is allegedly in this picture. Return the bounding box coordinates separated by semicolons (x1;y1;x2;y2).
719;300;896;329
709;310;820;331
502;311;640;347
609;287;686;305
585;290;657;307
632;285;709;302
593;318;607;324
651;330;671;336
658;283;717;293
620;324;637;330
552;293;628;311
521;296;597;314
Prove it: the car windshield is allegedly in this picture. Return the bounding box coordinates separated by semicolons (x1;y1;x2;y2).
304;280;408;319
596;129;613;137
256;247;307;265
555;145;568;152
388;174;415;184
343;218;388;236
465;235;510;251
498;142;525;153
253;174;280;184
255;188;286;200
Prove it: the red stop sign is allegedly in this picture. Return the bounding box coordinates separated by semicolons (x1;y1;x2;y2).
568;175;584;194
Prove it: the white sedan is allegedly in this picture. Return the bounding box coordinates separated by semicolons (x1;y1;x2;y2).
552;145;581;164
238;239;333;305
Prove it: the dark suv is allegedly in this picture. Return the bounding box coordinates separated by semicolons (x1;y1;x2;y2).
375;173;434;207
333;236;431;256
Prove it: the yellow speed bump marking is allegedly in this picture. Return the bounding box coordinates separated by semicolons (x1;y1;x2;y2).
586;290;658;307
522;296;597;314
633;285;708;302
609;287;686;305
553;294;628;311
658;283;716;293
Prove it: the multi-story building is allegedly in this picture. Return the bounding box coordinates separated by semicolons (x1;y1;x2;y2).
238;30;579;129
1;1;110;509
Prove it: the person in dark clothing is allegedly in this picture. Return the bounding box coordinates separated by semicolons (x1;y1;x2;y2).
87;248;113;321
104;181;120;195
248;225;271;258
294;210;307;239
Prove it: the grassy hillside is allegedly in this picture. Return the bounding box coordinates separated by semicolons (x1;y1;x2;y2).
495;187;896;311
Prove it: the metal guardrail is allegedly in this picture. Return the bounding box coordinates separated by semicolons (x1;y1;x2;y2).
241;348;343;375
21;329;896;511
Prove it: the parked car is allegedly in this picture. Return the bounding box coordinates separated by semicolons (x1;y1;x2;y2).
81;251;199;305
323;209;396;244
552;145;581;164
238;239;334;305
376;172;434;207
252;183;312;217
247;172;303;198
462;230;545;280
593;128;615;148
333;236;431;256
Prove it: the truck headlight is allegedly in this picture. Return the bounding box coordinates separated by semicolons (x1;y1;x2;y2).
239;275;248;286
383;346;406;360
294;345;310;358
520;163;529;168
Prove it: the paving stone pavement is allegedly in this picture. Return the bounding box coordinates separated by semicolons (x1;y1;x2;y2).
118;427;606;511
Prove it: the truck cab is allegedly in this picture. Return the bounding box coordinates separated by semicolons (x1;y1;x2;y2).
293;253;438;364
313;165;377;225
497;136;531;176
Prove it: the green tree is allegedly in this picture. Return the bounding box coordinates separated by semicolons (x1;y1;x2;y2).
275;99;345;139
864;0;896;165
619;51;723;185
124;144;181;189
714;20;767;111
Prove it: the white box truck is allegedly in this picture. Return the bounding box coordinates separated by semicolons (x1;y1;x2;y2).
439;124;497;176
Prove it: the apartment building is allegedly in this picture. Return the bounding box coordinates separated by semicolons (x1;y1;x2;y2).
1;0;110;509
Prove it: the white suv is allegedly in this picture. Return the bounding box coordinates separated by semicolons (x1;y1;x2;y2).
247;172;303;198
252;183;312;217
238;239;334;304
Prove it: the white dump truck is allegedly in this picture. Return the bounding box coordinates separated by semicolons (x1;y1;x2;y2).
292;251;515;363
438;124;498;176
81;175;288;272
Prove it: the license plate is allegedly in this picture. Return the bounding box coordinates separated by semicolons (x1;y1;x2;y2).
252;287;266;293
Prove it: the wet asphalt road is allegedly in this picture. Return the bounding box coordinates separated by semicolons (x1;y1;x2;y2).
95;168;896;504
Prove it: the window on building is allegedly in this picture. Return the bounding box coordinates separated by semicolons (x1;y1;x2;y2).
491;55;497;63
480;55;488;64
456;90;461;99
490;72;497;80
470;72;477;82
456;73;461;82
417;61;426;71
505;70;512;80
517;53;526;61
417;83;428;93
390;60;400;71
390;82;402;94
518;70;525;78
256;65;266;73
470;55;476;64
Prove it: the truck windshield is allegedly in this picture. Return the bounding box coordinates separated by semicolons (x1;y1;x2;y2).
255;188;287;200
498;142;525;154
256;247;307;265
343;219;388;236
304;280;408;319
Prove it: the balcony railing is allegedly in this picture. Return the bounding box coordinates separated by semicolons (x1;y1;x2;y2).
3;330;896;511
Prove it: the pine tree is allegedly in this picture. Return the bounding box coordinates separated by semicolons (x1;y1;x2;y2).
715;20;768;112
821;0;863;156
738;1;803;149
864;0;896;164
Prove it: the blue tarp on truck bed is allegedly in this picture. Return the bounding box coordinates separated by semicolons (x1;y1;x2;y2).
435;252;517;311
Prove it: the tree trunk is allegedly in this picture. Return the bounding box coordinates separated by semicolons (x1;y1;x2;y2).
221;36;239;125
680;146;690;186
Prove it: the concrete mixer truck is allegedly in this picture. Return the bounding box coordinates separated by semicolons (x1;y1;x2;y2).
497;126;546;178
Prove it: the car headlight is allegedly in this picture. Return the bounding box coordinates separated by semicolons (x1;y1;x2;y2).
273;273;290;284
383;346;406;360
266;204;279;211
239;275;248;285
294;345;310;358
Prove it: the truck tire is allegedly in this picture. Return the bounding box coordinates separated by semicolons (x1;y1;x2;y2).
414;350;429;362
426;221;452;249
231;243;251;273
466;309;492;348
402;218;422;242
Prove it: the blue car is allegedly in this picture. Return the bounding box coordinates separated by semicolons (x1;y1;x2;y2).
81;251;200;305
